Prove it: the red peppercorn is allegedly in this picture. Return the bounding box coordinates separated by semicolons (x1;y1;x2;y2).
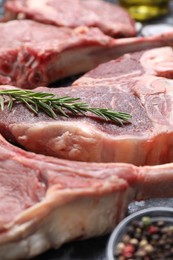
148;225;158;234
123;244;135;257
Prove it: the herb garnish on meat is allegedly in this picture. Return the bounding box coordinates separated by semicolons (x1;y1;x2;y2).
0;89;132;125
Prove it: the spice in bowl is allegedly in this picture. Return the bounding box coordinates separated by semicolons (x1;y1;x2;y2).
107;207;173;260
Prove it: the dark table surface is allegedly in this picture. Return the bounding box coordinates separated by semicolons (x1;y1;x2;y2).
1;0;173;259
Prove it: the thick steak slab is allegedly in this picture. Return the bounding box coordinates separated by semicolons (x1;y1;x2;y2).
1;133;173;259
1;47;173;164
4;0;136;38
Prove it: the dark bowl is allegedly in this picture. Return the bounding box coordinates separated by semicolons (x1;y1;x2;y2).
107;207;173;260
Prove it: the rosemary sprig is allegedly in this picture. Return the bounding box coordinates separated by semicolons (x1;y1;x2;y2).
0;89;132;125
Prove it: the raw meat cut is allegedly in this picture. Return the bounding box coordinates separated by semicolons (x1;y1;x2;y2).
0;19;118;89
0;20;173;89
3;0;136;38
73;46;173;87
1;132;173;259
0;82;153;164
1;45;173;165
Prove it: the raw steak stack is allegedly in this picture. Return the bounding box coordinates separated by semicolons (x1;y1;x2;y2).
1;0;173;259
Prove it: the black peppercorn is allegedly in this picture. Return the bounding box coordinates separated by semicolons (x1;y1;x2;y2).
114;216;173;259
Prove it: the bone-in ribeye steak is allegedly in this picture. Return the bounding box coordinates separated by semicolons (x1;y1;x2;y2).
0;19;119;89
4;0;136;38
1;47;173;165
1;20;173;88
1;133;173;259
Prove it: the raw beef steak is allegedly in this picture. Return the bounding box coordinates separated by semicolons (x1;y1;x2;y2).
1;46;173;166
3;0;136;38
1;133;173;259
73;46;173;87
0;20;118;88
0;19;173;88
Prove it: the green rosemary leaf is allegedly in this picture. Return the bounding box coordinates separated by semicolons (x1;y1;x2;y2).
0;89;132;125
53;104;69;117
8;95;13;111
0;95;5;111
20;98;39;115
37;100;57;118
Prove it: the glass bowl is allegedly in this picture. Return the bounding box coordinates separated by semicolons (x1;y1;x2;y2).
107;207;173;260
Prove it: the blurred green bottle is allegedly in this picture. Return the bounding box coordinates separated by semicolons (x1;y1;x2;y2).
119;0;170;21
